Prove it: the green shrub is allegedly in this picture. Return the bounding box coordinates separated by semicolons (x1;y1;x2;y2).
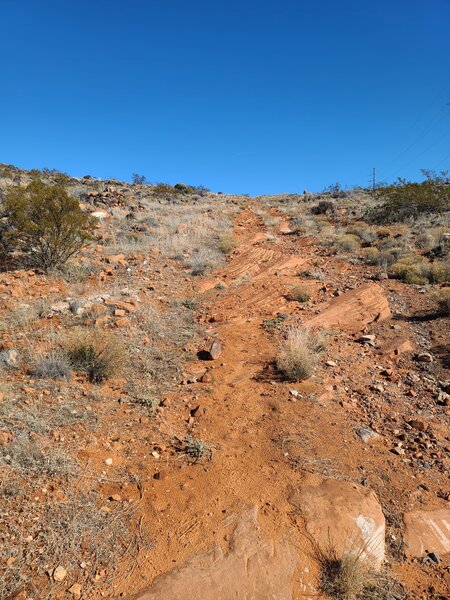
429;260;450;284
371;172;450;223
3;180;95;270
391;255;429;284
434;287;450;315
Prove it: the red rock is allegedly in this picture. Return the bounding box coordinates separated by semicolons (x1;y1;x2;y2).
131;506;296;600
290;478;385;570
403;509;450;557
306;283;391;334
201;339;222;360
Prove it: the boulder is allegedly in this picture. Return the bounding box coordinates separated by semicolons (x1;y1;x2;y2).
403;509;450;558
306;283;391;334
131;506;297;600
290;479;385;570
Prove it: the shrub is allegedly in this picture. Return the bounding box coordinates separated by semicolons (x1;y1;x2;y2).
64;330;125;383
217;232;236;254
286;285;310;302
390;255;429;284
360;246;380;265
334;234;361;253
3;180;95;270
312;200;334;215
346;222;377;245
428;259;450;284
371;172;450;223
277;328;323;381
434;287;450;315
132;173;146;185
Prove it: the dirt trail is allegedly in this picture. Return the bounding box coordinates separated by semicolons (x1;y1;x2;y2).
120;204;448;599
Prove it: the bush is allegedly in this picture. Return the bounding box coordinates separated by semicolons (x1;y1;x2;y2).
276;328;323;381
286;285;310;302
391;255;429;284
64;330;125;383
334;234;361;253
311;200;334;215
360;247;380;265
434;287;450;315
132;173;146;185
371;172;450;223
2;180;95;270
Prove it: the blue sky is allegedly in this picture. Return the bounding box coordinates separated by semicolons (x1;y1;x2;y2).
1;0;450;195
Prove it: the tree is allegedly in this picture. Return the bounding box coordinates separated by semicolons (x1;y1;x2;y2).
2;180;95;270
132;173;146;185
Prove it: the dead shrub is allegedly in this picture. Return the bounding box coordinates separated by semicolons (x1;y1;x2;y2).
286;285;310;302
277;328;323;381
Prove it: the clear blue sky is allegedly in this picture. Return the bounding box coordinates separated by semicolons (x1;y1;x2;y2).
1;0;450;195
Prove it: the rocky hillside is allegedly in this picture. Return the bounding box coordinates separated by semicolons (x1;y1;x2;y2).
0;164;449;599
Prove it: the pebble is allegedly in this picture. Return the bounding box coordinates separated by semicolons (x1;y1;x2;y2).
53;565;67;582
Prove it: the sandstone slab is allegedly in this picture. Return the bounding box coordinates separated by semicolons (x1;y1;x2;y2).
131;506;297;600
403;509;450;558
291;479;385;569
306;283;391;334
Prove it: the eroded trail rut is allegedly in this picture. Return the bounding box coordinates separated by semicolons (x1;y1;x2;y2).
122;206;448;599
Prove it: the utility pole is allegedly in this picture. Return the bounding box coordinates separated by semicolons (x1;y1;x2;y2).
372;167;376;192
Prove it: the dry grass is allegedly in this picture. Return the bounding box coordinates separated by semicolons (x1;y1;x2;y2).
286;285;310;302
276;328;323;381
217;231;236;254
0;483;141;600
317;547;406;600
434;287;450;315
63;329;126;383
334;233;361;253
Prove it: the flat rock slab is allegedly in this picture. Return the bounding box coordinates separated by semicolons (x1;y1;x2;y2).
290;479;385;570
306;283;391;334
131;506;297;600
403;509;450;558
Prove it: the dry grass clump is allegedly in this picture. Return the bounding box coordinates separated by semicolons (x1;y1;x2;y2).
32;350;72;380
277;328;324;381
286;285;310;302
217;232;236;254
360;246;380;265
346;222;378;245
334;233;361;253
317;548;406;600
434;287;450;315
63;329;126;383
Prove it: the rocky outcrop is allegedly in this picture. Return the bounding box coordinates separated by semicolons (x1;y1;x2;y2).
306;283;391;334
403;508;450;558
131;506;297;600
290;479;385;570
